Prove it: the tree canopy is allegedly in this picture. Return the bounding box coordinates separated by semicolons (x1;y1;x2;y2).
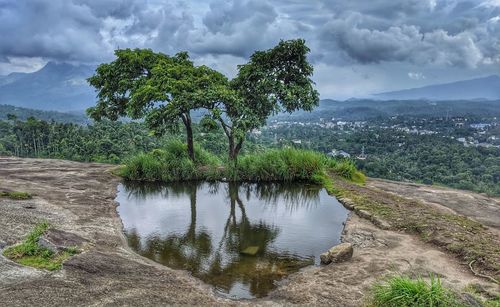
87;49;228;160
208;39;319;160
87;39;319;161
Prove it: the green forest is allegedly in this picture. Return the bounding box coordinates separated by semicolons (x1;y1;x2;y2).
1;114;498;195
260;121;500;195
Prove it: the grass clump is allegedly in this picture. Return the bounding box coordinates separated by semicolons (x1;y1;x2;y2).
0;191;32;200
119;142;365;184
370;275;461;307
3;222;79;271
118;140;222;182
230;148;327;182
327;159;366;184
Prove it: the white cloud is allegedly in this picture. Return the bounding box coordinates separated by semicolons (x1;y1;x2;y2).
408;72;426;80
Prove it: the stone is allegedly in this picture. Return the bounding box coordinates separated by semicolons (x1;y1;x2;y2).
460;293;482;307
38;229;87;252
320;252;331;264
356;209;372;220
372;216;391;230
241;246;259;256
320;243;353;265
38;237;59;253
341;199;355;210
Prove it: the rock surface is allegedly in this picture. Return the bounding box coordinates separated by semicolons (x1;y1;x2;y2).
38;229;87;252
320;243;353;265
0;157;497;306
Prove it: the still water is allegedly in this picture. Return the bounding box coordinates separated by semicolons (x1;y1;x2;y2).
116;181;348;299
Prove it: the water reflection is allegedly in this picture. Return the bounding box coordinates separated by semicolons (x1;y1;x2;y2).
117;181;348;299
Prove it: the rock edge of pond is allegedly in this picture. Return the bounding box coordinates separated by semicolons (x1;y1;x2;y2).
0;157;497;306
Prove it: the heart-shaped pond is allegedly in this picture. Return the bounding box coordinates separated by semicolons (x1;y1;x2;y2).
116;181;348;299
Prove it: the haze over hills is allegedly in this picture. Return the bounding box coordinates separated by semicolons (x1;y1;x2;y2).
0;104;88;124
1;62;500;113
374;75;500;100
0;62;96;111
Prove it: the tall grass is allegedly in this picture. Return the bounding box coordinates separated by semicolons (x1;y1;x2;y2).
327;159;366;183
119;140;222;181
119;142;365;184
229;148;327;182
370;275;461;307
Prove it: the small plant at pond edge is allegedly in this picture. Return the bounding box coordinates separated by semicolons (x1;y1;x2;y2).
2;222;79;271
0;191;32;200
369;275;462;307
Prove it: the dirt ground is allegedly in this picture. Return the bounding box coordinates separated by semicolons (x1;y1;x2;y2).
0;157;498;306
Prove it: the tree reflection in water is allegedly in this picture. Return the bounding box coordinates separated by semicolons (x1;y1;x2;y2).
120;181;331;298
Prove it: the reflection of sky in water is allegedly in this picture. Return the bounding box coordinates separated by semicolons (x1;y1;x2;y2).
116;182;348;298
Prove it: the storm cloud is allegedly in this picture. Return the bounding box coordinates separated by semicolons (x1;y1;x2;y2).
0;0;499;97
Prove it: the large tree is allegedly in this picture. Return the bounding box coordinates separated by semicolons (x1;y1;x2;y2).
88;39;319;162
87;49;228;161
208;39;319;161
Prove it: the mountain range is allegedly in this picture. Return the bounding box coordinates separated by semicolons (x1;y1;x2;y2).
375;75;500;100
1;62;500;112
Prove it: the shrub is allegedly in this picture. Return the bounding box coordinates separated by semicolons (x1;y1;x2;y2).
370;275;461;307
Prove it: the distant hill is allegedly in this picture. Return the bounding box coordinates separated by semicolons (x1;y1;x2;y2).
0;62;96;111
374;75;500;100
0;104;88;124
271;99;500;121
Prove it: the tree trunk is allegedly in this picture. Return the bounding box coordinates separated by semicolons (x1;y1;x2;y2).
218;119;244;162
181;113;195;161
228;134;236;161
228;136;244;162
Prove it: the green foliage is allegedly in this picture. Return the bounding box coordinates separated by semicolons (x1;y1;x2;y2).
2;222;78;271
210;39;320;160
87;48;232;161
0;191;32;200
328;159;366;184
485;296;500;307
370;275;461;307
87;40;319;161
119;145;363;184
231;148;326;182
0;118;159;163
262;116;500;196
118;140;222;182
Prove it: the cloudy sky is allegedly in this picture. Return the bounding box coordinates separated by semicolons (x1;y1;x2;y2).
0;0;499;98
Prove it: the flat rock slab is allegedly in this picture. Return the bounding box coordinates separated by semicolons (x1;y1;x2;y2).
45;229;87;247
367;178;500;230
